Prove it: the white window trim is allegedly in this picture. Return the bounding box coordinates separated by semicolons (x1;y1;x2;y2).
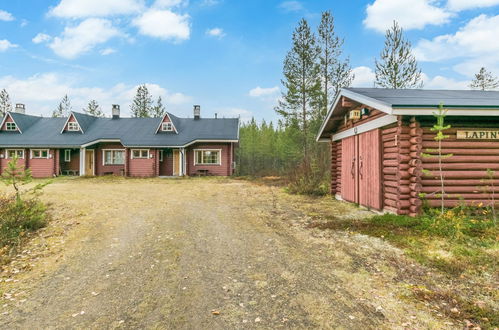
161;122;173;132
31;149;50;159
102;149;125;165
67;121;80;131
159;150;164;162
131;149;150;159
194;149;222;166
64;149;71;162
6;149;25;159
5;122;17;131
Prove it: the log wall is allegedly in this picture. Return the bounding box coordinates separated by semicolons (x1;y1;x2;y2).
330;140;342;196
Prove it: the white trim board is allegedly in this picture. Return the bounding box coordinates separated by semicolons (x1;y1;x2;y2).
332;115;398;141
60;113;84;134
0;112;22;134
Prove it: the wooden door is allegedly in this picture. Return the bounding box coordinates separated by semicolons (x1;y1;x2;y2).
85;150;94;176
358;129;382;210
341;136;357;203
173;150;179;176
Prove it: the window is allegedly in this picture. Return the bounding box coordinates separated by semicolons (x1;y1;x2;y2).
159;150;164;162
67;122;80;131
194;149;221;165
6;149;24;159
161;122;173;132
5;122;17;131
103;150;125;165
64;149;71;162
132;149;149;159
31;149;49;159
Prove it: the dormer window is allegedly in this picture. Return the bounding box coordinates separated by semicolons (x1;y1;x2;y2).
161;122;173;132
67;122;80;131
6;122;17;131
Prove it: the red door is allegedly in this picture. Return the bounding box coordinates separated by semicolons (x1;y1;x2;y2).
341;135;357;203
358;129;382;210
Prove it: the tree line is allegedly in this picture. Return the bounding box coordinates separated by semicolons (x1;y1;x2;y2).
0;84;168;118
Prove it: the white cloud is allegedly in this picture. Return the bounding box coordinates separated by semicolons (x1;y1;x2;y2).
0;39;17;52
0;73;191;117
32;33;52;44
351;66;375;87
49;0;144;18
447;0;499;11
100;47;116;55
49;18;122;59
364;0;452;32
279;1;304;12
421;73;469;89
249;86;279;98
0;9;14;21
414;14;499;63
219;108;253;122
153;0;186;8
132;9;190;41
206;27;225;38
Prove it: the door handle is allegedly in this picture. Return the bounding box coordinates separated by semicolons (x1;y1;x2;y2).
351;157;356;179
359;155;363;179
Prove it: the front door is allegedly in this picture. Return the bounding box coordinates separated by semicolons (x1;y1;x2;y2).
341;135;357;203
172;150;179;176
85;150;94;176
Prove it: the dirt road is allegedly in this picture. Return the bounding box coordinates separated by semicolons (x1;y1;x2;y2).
0;178;453;329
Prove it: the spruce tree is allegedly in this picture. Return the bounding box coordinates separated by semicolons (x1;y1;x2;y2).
0;89;12;116
130;85;153;118
84;100;105;117
275;18;321;156
52;94;72;118
375;21;422;89
317;10;353;118
151;96;166;117
469;67;499;91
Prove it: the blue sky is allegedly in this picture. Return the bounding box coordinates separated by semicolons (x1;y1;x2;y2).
0;0;499;122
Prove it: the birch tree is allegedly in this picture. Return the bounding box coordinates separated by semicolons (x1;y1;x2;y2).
0;89;12;116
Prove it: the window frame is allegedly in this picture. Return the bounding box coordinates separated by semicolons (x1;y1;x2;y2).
131;149;150;159
159;150;164;162
194;149;222;166
161;122;173;132
67;121;80;131
6;149;25;159
64;149;71;162
5;122;17;131
31;149;49;159
102;149;125;166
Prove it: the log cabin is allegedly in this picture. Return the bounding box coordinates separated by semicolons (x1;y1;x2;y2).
0;104;239;178
317;88;499;216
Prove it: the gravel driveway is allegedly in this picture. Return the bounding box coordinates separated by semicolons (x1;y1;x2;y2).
0;178;452;329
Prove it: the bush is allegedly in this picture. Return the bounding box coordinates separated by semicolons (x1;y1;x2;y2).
286;159;329;196
0;194;48;250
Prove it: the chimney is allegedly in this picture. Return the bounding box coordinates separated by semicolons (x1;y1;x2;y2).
193;105;201;120
215;113;218;119
112;104;120;119
15;103;25;114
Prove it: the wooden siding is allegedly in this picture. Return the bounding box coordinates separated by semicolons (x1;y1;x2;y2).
29;149;56;178
95;143;125;176
358;129;382;210
63;114;78;132
340;136;356;203
0;115;17;131
159;150;174;176
60;149;80;172
128;149;156;177
186;143;233;176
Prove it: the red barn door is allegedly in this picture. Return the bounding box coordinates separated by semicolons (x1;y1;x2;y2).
358;129;382;210
341;135;357;203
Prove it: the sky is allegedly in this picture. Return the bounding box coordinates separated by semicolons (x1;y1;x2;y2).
0;0;499;122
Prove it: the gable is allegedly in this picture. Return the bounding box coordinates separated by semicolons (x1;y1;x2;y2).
61;114;82;133
156;113;178;134
0;113;20;133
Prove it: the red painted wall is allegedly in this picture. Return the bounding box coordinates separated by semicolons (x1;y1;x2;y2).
159;150;174;176
63;115;78;132
60;149;80;172
128;148;156;177
186;143;233;176
29;149;56;178
0;148;27;174
94;143;125;176
1;115;17;131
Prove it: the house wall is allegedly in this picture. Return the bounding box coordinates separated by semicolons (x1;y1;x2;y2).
60;149;80;173
63;115;78;131
94;143;125;176
185;143;233;176
29;149;57;178
0;115;16;131
128;148;157;177
0;148;27;174
159;149;174;176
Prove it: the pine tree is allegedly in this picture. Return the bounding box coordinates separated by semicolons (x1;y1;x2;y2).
0;89;12;116
469;67;499;91
275;18;321;156
52;94;72;118
151;96;166;117
317;10;353;118
130;85;153;118
84;100;105;117
375;21;422;89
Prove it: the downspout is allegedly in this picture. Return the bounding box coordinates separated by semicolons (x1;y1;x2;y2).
80;148;85;176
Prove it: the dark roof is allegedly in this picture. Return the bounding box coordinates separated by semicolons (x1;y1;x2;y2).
0;111;239;147
344;88;499;108
9;112;42;132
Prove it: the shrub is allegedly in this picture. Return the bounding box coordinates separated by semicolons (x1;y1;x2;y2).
0;194;48;251
286;158;330;195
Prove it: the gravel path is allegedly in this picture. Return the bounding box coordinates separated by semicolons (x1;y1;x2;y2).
0;178;451;329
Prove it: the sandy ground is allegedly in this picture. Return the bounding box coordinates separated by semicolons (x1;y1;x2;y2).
0;177;456;329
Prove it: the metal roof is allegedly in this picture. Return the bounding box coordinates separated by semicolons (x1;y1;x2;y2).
343;88;499;108
0;111;239;147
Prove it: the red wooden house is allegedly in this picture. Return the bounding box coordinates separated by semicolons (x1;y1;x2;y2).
317;88;499;216
0;104;239;178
